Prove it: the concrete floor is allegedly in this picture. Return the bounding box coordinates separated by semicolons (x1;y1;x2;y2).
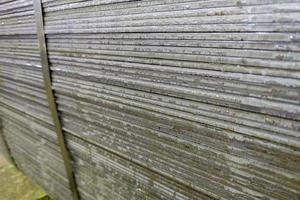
0;155;51;200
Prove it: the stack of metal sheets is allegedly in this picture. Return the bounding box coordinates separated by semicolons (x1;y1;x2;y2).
1;0;300;199
0;0;72;199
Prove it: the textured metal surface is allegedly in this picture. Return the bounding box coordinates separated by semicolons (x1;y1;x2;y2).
0;0;72;199
33;0;80;199
1;0;300;200
0;118;16;167
1;105;73;200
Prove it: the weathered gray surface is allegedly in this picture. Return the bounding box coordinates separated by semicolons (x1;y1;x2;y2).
0;1;73;199
0;0;300;200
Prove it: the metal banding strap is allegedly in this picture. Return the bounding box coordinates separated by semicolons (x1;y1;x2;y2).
32;1;80;200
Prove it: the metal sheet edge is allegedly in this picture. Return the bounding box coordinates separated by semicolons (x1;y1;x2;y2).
0;118;18;168
32;1;80;199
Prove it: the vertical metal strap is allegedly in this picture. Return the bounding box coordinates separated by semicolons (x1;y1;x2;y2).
33;1;80;200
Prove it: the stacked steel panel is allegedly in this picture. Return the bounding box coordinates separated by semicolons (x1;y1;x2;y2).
0;1;72;199
1;0;300;200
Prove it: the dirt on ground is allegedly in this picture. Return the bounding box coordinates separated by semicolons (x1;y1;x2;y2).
0;155;52;200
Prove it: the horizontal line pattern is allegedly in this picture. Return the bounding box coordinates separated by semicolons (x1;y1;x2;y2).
45;0;300;199
0;1;72;200
1;0;300;200
1;106;73;200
